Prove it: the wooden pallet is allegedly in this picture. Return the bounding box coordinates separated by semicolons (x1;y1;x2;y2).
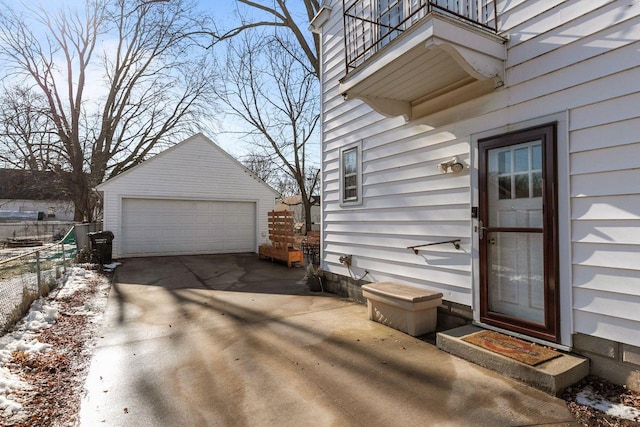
258;210;304;267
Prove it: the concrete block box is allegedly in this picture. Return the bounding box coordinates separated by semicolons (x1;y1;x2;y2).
362;282;443;336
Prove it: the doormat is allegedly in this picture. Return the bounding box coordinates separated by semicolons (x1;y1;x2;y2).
461;330;560;366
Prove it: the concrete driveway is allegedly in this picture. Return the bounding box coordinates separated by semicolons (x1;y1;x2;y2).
80;254;577;426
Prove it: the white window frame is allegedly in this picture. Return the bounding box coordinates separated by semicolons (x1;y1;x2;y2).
339;141;363;206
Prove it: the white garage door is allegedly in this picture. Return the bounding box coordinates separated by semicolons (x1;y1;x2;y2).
121;199;256;257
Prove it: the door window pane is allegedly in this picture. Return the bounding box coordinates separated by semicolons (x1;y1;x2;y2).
532;144;542;170
488;140;544;227
514;147;529;172
489;140;543;203
498;176;511;199
488;232;544;324
515;174;529;198
532;172;542;197
498;151;510;174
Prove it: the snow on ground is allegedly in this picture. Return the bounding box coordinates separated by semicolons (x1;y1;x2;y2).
0;265;110;419
103;261;121;273
576;386;640;422
0;299;57;418
0;366;28;418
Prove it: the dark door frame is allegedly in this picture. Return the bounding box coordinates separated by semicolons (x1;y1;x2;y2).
478;123;560;343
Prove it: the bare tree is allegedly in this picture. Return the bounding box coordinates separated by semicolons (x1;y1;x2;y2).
217;32;319;232
0;84;55;171
205;1;322;233
0;0;216;221
241;151;318;199
204;0;320;77
241;150;278;184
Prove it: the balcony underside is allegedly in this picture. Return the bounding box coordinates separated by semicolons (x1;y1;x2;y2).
340;13;506;122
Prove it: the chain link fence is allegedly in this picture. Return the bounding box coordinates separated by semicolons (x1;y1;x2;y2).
0;227;77;333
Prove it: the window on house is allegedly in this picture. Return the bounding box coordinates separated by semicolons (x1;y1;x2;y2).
341;143;362;205
378;0;404;48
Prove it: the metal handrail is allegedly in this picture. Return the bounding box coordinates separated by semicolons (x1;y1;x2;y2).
407;239;461;254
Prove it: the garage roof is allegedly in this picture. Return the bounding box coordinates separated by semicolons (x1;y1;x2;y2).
97;133;278;196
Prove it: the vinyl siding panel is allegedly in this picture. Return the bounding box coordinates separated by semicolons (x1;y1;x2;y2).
574;310;640;348
571;170;640;198
572;195;640;221
573;220;640;246
573;264;640;296
573;242;640;271
570;117;640;153
319;0;640;346
571;142;640;175
505;1;635;67
574;288;640;323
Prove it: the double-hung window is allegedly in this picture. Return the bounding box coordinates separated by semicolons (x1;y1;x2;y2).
340;142;362;206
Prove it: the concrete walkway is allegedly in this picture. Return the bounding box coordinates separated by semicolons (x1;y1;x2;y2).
80;254;577;426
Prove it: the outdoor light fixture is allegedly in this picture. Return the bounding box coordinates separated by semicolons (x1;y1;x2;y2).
439;157;465;174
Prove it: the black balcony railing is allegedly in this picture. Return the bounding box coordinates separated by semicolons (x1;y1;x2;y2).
343;0;498;73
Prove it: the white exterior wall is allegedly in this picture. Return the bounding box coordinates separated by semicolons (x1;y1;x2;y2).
97;134;278;258
320;0;640;347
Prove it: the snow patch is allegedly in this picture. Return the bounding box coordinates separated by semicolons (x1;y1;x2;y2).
1;394;24;417
0;294;60;416
576;386;640;422
0;366;30;416
55;266;96;298
103;261;121;272
23;300;58;330
0;265;110;422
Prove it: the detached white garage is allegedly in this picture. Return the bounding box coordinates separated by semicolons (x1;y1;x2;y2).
97;134;279;258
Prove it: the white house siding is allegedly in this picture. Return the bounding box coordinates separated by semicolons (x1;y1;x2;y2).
321;1;474;306
320;0;640;348
500;1;640;348
98;134;277;258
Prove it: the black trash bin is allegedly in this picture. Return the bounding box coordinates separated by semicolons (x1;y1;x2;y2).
88;231;114;264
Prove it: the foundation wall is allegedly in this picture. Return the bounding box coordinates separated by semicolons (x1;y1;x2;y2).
573;333;640;393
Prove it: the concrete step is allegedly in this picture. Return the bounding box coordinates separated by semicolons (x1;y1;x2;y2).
436;324;589;396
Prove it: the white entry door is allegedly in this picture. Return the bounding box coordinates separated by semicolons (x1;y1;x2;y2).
478;124;559;343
